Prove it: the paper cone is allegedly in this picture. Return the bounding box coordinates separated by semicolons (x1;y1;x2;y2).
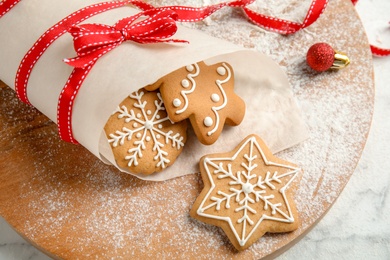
0;0;308;181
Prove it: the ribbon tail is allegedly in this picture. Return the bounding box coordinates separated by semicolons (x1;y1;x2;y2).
370;45;390;57
168;39;189;44
138;38;189;44
301;0;328;28
158;3;230;22
64;47;111;68
243;8;301;34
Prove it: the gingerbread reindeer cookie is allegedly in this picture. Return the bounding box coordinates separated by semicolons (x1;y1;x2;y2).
145;61;245;145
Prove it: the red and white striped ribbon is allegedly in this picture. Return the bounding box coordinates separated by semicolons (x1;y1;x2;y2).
0;0;21;18
3;0;387;144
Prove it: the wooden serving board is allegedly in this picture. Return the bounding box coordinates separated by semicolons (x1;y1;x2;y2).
0;0;374;259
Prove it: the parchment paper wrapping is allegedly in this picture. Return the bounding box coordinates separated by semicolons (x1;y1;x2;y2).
0;0;308;181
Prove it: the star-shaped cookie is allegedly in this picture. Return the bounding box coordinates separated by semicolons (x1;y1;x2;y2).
190;134;301;250
145;61;245;145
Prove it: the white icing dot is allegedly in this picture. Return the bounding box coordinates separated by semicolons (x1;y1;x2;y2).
211;93;220;103
144;121;153;130
136;133;142;139
181;79;190;88
156;134;161;139
158;124;163;129
156;115;161;119
173;98;182;107
147;110;152;115
133;123;138;128
186;65;194;72
242;183;254;194
146;136;151;142
136;113;141;118
204;117;213;127
217;66;226;76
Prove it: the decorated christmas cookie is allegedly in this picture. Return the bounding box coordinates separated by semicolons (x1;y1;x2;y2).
104;89;187;175
190;134;301;251
145;61;245;145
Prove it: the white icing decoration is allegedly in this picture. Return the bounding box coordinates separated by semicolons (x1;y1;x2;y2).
181;79;190;88
204;117;213;127
197;137;300;247
147;110;152;115
217;66;226;76
242;182;254;194
133;122;138;128
107;91;185;169
172;62;231;136
211;93;220;103
186;65;194;72
144;120;153;130
175;63;199;115
173;98;182;108
207;63;231;136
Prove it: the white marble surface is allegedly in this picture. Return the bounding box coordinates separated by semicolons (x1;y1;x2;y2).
1;1;390;259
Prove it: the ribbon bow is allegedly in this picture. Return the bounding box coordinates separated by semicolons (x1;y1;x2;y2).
64;9;187;68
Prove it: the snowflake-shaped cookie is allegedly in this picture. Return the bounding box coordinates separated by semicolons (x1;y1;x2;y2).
104;89;187;175
190;134;300;250
145;61;245;145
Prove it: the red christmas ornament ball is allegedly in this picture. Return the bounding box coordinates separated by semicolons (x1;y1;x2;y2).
306;43;335;72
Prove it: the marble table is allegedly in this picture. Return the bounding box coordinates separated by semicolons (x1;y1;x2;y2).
1;1;389;259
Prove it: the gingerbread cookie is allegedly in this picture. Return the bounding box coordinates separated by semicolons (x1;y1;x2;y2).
190;134;300;251
104;89;187;175
145;61;245;145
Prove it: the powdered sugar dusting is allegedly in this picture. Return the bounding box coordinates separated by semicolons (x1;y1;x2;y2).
248;0;312;22
0;0;373;258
